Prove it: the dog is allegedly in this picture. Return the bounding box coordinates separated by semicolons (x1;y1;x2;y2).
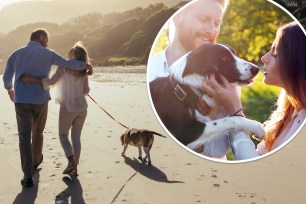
120;128;166;165
149;43;266;152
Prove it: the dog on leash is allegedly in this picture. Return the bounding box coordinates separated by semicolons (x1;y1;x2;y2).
120;128;166;165
150;43;266;151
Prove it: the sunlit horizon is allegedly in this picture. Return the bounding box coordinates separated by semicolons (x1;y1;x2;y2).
0;0;24;9
0;0;179;34
0;0;50;9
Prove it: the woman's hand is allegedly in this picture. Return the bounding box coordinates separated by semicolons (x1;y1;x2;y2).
202;74;244;116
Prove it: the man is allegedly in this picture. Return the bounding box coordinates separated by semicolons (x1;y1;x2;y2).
3;28;93;187
148;0;228;81
148;0;253;160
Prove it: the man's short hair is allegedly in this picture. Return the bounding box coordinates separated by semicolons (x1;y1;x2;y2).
30;28;48;41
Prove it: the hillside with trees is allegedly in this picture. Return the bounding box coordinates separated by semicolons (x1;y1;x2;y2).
0;0;184;34
0;3;179;73
1;1;303;74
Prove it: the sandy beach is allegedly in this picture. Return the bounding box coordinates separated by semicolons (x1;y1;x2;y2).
1;66;306;204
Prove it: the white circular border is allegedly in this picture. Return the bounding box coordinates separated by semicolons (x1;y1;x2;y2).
146;0;306;164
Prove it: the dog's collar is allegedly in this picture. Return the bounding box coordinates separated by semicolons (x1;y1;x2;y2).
170;76;210;116
196;97;211;116
174;84;187;101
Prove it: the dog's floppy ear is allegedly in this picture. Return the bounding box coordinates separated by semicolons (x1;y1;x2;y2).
182;45;215;77
182;54;196;77
220;44;237;55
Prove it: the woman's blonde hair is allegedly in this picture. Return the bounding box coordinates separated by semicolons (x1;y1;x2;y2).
67;42;91;77
264;22;306;151
68;41;91;64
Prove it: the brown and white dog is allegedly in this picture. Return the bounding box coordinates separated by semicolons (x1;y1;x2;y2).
120;128;166;165
149;43;266;153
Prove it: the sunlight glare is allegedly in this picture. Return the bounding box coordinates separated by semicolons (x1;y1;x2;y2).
0;0;51;9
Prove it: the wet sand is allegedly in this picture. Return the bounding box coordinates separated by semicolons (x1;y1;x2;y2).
1;66;306;203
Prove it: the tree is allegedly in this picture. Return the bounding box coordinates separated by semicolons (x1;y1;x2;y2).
119;31;148;57
219;0;291;62
273;0;306;27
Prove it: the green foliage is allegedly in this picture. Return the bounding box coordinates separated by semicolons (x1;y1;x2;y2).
241;71;280;123
0;22;61;55
92;17;141;57
151;29;170;55
273;0;306;28
119;31;148;57
226;152;235;161
104;56;142;66
86;24;113;38
226;71;280;160
49;31;84;53
73;12;103;27
0;3;176;72
141;8;176;43
78;4;176;63
219;0;291;62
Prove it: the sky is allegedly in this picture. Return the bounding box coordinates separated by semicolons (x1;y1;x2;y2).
0;0;54;9
0;0;31;9
0;0;182;34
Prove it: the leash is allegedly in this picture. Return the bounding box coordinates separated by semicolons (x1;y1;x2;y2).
110;171;138;204
87;94;129;129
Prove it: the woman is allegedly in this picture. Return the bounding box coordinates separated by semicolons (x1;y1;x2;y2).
202;22;306;157
21;42;91;175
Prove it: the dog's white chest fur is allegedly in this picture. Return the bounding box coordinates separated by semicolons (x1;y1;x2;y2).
165;43;265;150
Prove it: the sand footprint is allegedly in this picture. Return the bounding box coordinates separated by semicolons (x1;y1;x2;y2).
213;183;220;188
211;174;218;178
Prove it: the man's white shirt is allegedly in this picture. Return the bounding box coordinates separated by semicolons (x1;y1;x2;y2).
148;49;170;82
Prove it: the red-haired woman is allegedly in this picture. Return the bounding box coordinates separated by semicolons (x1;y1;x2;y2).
203;22;306;158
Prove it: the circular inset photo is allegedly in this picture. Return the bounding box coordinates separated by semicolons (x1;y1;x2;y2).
147;0;306;162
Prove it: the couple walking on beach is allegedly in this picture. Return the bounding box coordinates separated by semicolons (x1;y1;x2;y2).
2;28;93;187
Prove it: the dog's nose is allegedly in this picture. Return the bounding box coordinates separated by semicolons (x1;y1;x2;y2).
250;66;259;75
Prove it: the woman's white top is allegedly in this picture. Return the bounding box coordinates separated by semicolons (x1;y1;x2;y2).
42;67;90;112
257;108;306;155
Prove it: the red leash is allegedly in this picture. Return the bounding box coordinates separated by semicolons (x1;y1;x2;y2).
87;94;129;129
